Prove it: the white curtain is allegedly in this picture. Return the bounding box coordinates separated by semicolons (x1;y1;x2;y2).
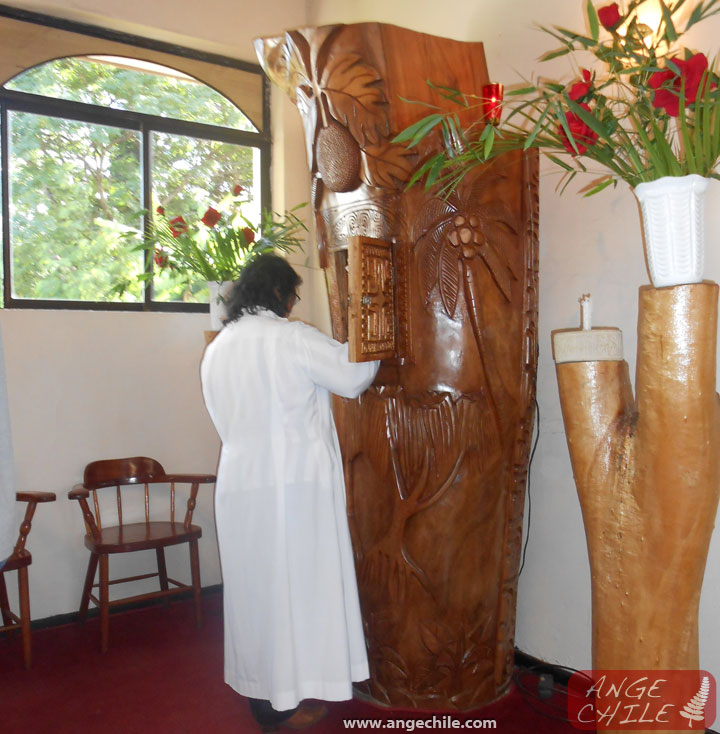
0;325;16;562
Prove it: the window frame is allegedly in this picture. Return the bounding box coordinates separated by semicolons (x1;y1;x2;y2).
0;6;272;313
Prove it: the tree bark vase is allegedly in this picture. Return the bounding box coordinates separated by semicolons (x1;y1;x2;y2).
554;283;720;732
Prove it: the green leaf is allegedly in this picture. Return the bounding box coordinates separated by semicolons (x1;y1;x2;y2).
583;177;615;196
523;104;551;150
484;124;495;158
587;0;599;41
392;113;444;145
659;0;678;41
424;154;447;188
545;153;575;172
506;86;538;96
541;47;573;62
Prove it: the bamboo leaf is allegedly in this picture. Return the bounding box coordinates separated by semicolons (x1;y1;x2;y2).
523;104;551;149
506;86;538;96
660;0;679;41
541;47;573;62
393;114;444;145
587;0;599;41
484;124;496;158
545;153;575;172
583;177;615;196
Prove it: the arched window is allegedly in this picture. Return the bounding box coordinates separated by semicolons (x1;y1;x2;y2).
1;53;269;310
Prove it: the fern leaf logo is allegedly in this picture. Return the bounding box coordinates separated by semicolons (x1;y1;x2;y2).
679;675;710;727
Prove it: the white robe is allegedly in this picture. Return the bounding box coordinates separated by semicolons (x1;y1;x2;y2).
200;310;379;711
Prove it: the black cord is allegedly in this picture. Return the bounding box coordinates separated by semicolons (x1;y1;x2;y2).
518;398;540;577
513;668;574;723
513;663;596;725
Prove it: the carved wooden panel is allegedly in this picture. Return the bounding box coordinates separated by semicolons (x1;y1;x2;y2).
348;236;396;362
257;23;539;711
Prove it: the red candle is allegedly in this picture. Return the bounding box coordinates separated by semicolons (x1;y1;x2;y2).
482;83;504;124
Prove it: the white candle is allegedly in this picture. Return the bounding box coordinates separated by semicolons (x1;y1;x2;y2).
580;293;592;331
552;293;624;364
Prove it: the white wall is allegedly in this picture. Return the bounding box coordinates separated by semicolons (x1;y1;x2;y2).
0;0;315;621
306;0;720;681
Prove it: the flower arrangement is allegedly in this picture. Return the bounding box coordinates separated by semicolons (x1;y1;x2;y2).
395;0;720;196
145;185;307;283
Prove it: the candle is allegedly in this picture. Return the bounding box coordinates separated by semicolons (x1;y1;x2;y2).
482;83;503;125
580;293;592;331
552;294;624;363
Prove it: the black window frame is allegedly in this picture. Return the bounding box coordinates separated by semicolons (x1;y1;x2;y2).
0;4;272;312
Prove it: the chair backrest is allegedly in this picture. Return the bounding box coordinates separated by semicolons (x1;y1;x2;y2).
82;457;173;531
84;456;166;488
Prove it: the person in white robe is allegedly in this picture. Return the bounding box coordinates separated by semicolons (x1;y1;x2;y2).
200;254;379;731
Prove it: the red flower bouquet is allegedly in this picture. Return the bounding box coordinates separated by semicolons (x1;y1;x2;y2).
396;0;720;195
143;186;307;282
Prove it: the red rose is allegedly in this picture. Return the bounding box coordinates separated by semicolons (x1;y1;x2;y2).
649;53;708;117
597;2;622;30
156;205;165;215
233;184;243;196
169;215;188;238
558;103;598;155
154;249;169;268
201;207;222;228
242;227;255;244
569;69;592;102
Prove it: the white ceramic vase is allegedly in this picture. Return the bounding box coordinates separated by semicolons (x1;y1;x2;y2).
633;174;709;288
208;281;234;330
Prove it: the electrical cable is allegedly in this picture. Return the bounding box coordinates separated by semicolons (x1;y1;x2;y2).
513;662;596;725
518;397;540;577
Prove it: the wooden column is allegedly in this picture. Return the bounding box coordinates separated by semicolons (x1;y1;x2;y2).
555;283;720;732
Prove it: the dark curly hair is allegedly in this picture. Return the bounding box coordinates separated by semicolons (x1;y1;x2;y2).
224;253;302;323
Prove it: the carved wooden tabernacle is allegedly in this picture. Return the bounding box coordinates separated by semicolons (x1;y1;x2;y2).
256;23;539;709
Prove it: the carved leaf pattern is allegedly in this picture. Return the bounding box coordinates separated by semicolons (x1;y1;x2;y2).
412;175;523;317
361;143;416;189
481;220;519;276
419;623;444;655
417;220;452;305
473;200;517;231
438;243;460;318
412;197;455;242
477;242;512;301
258;31;312;101
320;54;389;146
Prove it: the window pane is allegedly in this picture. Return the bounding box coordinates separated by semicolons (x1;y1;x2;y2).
5;56;257;132
8;111;143;301
151;131;261;303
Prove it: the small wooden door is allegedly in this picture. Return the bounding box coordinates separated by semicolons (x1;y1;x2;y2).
348;235;397;362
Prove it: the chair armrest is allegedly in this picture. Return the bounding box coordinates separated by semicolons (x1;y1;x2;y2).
162;474;216;484
16;491;56;503
13;491;56;553
68;484;90;500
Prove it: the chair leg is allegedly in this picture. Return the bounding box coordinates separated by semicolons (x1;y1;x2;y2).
0;572;11;627
18;566;31;669
189;539;202;628
78;553;99;622
99;554;109;653
156;548;169;606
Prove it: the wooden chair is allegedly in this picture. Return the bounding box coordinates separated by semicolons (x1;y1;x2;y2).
0;490;57;668
68;457;215;652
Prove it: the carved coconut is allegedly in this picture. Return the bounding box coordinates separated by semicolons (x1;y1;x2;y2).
316;119;361;192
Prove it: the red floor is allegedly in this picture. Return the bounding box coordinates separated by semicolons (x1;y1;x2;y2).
0;592;586;733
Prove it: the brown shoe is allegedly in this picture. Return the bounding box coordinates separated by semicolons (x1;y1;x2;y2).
281;703;328;730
